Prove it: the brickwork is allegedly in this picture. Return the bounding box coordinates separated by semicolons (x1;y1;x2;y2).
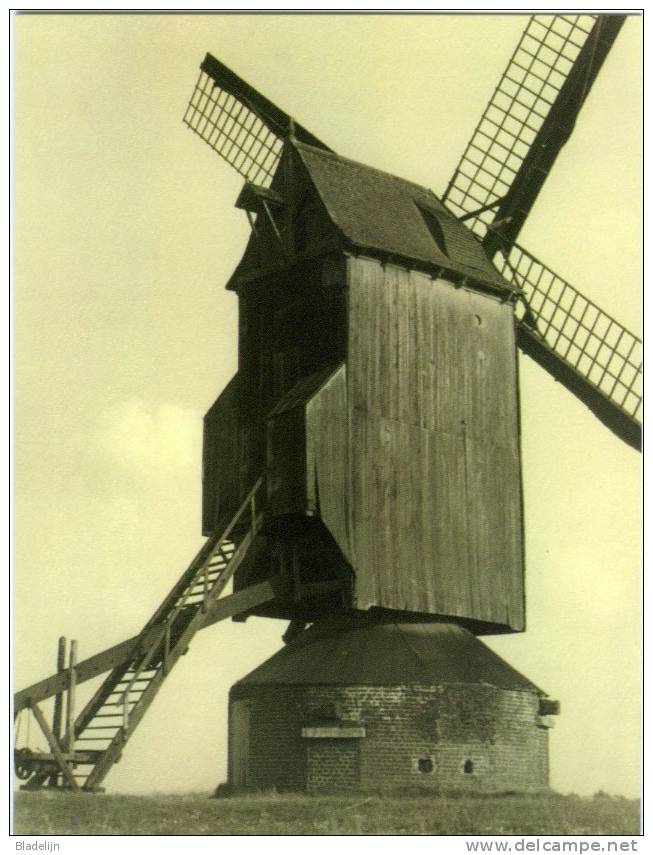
228;682;550;794
306;740;360;793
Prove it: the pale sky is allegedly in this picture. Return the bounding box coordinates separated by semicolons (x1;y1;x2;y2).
14;13;642;797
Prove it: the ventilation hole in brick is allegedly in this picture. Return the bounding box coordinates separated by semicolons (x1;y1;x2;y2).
418;757;433;774
464;759;474;774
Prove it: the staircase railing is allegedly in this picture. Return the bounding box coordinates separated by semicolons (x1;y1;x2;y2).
16;477;265;791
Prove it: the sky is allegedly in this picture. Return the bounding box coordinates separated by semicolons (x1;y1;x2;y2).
13;13;642;798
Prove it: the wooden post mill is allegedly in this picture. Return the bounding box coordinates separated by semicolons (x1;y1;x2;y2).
14;14;640;794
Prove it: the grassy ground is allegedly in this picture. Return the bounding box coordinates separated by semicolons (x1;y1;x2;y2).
13;790;639;836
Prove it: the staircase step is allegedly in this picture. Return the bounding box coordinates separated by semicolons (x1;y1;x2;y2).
56;476;263;792
77;738;114;743
84;726;121;731
109;685;149;692
105;694;148;702
122;670;158;677
106;690;147;698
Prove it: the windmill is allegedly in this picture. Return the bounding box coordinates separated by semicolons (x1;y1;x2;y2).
14;13;641;794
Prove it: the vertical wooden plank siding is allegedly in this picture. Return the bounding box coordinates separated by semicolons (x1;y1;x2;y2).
202;374;243;535
346;256;524;630
266;408;307;517
305;365;351;562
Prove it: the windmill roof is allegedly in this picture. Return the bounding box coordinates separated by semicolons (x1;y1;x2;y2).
294;142;517;295
234;614;543;693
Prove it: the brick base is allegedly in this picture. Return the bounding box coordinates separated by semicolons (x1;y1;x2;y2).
228;682;550;794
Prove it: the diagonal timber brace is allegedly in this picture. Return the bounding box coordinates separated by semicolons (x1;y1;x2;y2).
77;494;266;792
29;702;79;791
14;578;279;715
15;473;349;791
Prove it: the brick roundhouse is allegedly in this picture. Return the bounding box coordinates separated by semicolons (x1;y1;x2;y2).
229;616;556;794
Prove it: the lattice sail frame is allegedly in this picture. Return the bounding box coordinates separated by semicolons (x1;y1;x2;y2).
184;53;330;189
443;14;597;239
183;39;640;440
184;67;285;188
499;244;642;423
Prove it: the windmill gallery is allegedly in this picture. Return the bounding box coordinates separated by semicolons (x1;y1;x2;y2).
14;14;641;795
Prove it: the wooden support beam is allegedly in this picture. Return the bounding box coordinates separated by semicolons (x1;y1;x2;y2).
29;702;79;792
163;622;171;675
81;541;273;792
202;578;278;625
15;636;142;714
295;578;347;599
282;620;307;645
48;636;67;787
51;636;66;743
65;640;78;754
15;579;280;713
22;750;98;763
292;550;302;603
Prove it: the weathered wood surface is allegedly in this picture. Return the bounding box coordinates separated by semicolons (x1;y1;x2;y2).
204;240;524;628
267;406;306;517
51;636;66;744
205;253;347;536
266;363;346;524
202;374;243;535
345;257;524;629
64;640;78;753
250;256;524;629
305;364;349;560
29;702;79;791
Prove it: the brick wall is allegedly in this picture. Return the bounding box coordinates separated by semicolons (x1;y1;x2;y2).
306;740;360;793
228;682;550;794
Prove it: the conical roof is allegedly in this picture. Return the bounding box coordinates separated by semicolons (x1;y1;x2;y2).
235;614;542;694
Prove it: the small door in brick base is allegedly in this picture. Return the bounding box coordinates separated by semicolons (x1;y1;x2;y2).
305;739;361;793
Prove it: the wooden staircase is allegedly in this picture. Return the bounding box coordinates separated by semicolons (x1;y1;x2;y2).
16;477;264;792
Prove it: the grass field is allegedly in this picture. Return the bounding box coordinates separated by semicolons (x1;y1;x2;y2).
13;790;640;836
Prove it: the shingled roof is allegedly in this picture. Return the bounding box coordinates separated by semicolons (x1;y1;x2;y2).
294;142;517;295
234;614;542;693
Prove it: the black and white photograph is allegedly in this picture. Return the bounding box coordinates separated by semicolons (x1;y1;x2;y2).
12;10;642;838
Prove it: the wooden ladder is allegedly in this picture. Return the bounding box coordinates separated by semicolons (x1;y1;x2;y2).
49;477;264;792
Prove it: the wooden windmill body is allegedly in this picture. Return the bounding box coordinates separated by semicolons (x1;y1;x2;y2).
14;14;640;794
205;140;525;633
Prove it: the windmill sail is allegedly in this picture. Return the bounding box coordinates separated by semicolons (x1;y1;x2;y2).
497;244;641;450
442;14;625;253
442;13;640;450
183;53;331;187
